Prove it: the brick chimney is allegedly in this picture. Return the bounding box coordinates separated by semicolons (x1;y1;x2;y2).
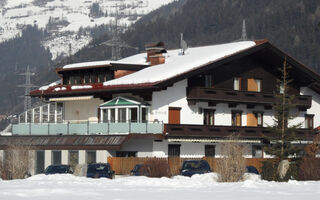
145;42;167;66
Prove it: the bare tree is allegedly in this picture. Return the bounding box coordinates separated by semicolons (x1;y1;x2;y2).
216;135;247;182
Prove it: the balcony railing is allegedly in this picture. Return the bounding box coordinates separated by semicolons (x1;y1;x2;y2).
12;121;164;136
165;124;314;140
187;87;312;108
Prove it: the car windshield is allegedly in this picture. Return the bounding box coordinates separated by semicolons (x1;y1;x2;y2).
87;164;109;173
44;165;69;174
182;161;209;170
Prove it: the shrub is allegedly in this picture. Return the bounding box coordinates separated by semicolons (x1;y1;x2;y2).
143;158;171;178
261;160;277;181
261;159;300;181
215;135;246;182
299;135;320;180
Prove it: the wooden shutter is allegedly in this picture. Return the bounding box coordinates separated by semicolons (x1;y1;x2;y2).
247;78;258;92
247;113;257;127
169;107;181;124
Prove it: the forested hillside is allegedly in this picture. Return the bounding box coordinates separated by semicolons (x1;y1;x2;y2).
70;0;320;73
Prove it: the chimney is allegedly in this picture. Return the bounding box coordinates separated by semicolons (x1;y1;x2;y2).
145;42;167;66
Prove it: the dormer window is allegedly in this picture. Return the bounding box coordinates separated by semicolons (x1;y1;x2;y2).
234;77;241;91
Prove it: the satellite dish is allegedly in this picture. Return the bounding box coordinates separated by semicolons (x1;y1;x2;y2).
180;33;188;55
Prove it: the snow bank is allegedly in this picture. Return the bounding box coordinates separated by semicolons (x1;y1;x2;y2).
1;173;320;200
39;80;61;91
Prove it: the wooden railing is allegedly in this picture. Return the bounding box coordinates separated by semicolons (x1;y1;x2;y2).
107;157;273;175
187;87;312;108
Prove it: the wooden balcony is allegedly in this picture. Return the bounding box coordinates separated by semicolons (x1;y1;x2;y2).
165;124;314;140
187;87;312;108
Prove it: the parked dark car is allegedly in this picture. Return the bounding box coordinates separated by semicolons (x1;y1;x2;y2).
246;166;259;175
180;160;212;177
44;165;74;175
86;163;115;179
130;164;150;176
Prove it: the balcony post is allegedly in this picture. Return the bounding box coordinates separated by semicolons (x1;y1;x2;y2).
107;121;109;135
29;122;31;136
129;120;131;134
146;121;148;134
87;121;89;135
67;121;70;135
48;123;50;135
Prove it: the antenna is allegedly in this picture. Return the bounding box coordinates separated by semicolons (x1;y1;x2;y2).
17;66;37;111
180;33;188;55
241;19;247;41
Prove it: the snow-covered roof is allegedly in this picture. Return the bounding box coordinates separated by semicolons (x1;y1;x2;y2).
104;41;256;86
62;60;112;69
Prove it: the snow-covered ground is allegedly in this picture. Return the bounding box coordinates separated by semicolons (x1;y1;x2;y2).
0;0;175;59
0;173;320;200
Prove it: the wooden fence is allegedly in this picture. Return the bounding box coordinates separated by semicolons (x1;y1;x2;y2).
107;157;272;175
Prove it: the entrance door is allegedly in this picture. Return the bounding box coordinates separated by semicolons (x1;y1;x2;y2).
168;107;181;124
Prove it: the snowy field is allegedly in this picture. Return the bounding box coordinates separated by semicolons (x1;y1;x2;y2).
0;173;320;200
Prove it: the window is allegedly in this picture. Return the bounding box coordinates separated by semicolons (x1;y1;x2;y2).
90;74;97;83
86;151;96;164
42;105;49;123
98;73;105;83
34;107;40;123
168;144;180;157
102;109;108;122
232;111;242;126
116;151;137;157
256;112;263;127
234;77;241;91
52;151;61;165
247;112;263;127
69;151;79;169
305;114;314;129
205;74;213;88
118;108;126;122
56;103;63;123
84;75;90;84
252;145;263;158
49;103;55;123
279;82;284;94
247;78;261;92
203;109;215;125
130;108;138;122
142;107;148;122
110;108;115;123
205;145;215;157
36;151;45;174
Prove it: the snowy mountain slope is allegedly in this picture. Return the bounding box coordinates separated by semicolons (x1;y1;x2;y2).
0;0;175;59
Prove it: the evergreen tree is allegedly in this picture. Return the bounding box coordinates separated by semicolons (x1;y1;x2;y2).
265;58;302;160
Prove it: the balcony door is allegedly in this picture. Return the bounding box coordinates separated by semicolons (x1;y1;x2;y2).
168;107;181;124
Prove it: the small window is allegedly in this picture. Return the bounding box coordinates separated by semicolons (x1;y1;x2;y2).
205;74;213;88
130;108;138;122
102;109;108;123
142;107;148;122
256;112;263;127
232;111;242;126
234;78;241;91
305;114;314;129
205;145;215;157
110;108;115;123
90;74;97;83
86;151;96;164
98;73;105;83
52;150;62;165
203;109;215;125
252;145;263;158
118;108;126;122
279;82;284;94
84;75;90;84
116;151;137;157
168;144;180;157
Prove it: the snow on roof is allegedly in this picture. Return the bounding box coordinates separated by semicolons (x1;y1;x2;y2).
39;80;61;91
103;41;256;86
62;60;112;69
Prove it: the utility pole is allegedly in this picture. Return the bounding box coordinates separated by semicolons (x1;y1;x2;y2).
18;66;37;111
